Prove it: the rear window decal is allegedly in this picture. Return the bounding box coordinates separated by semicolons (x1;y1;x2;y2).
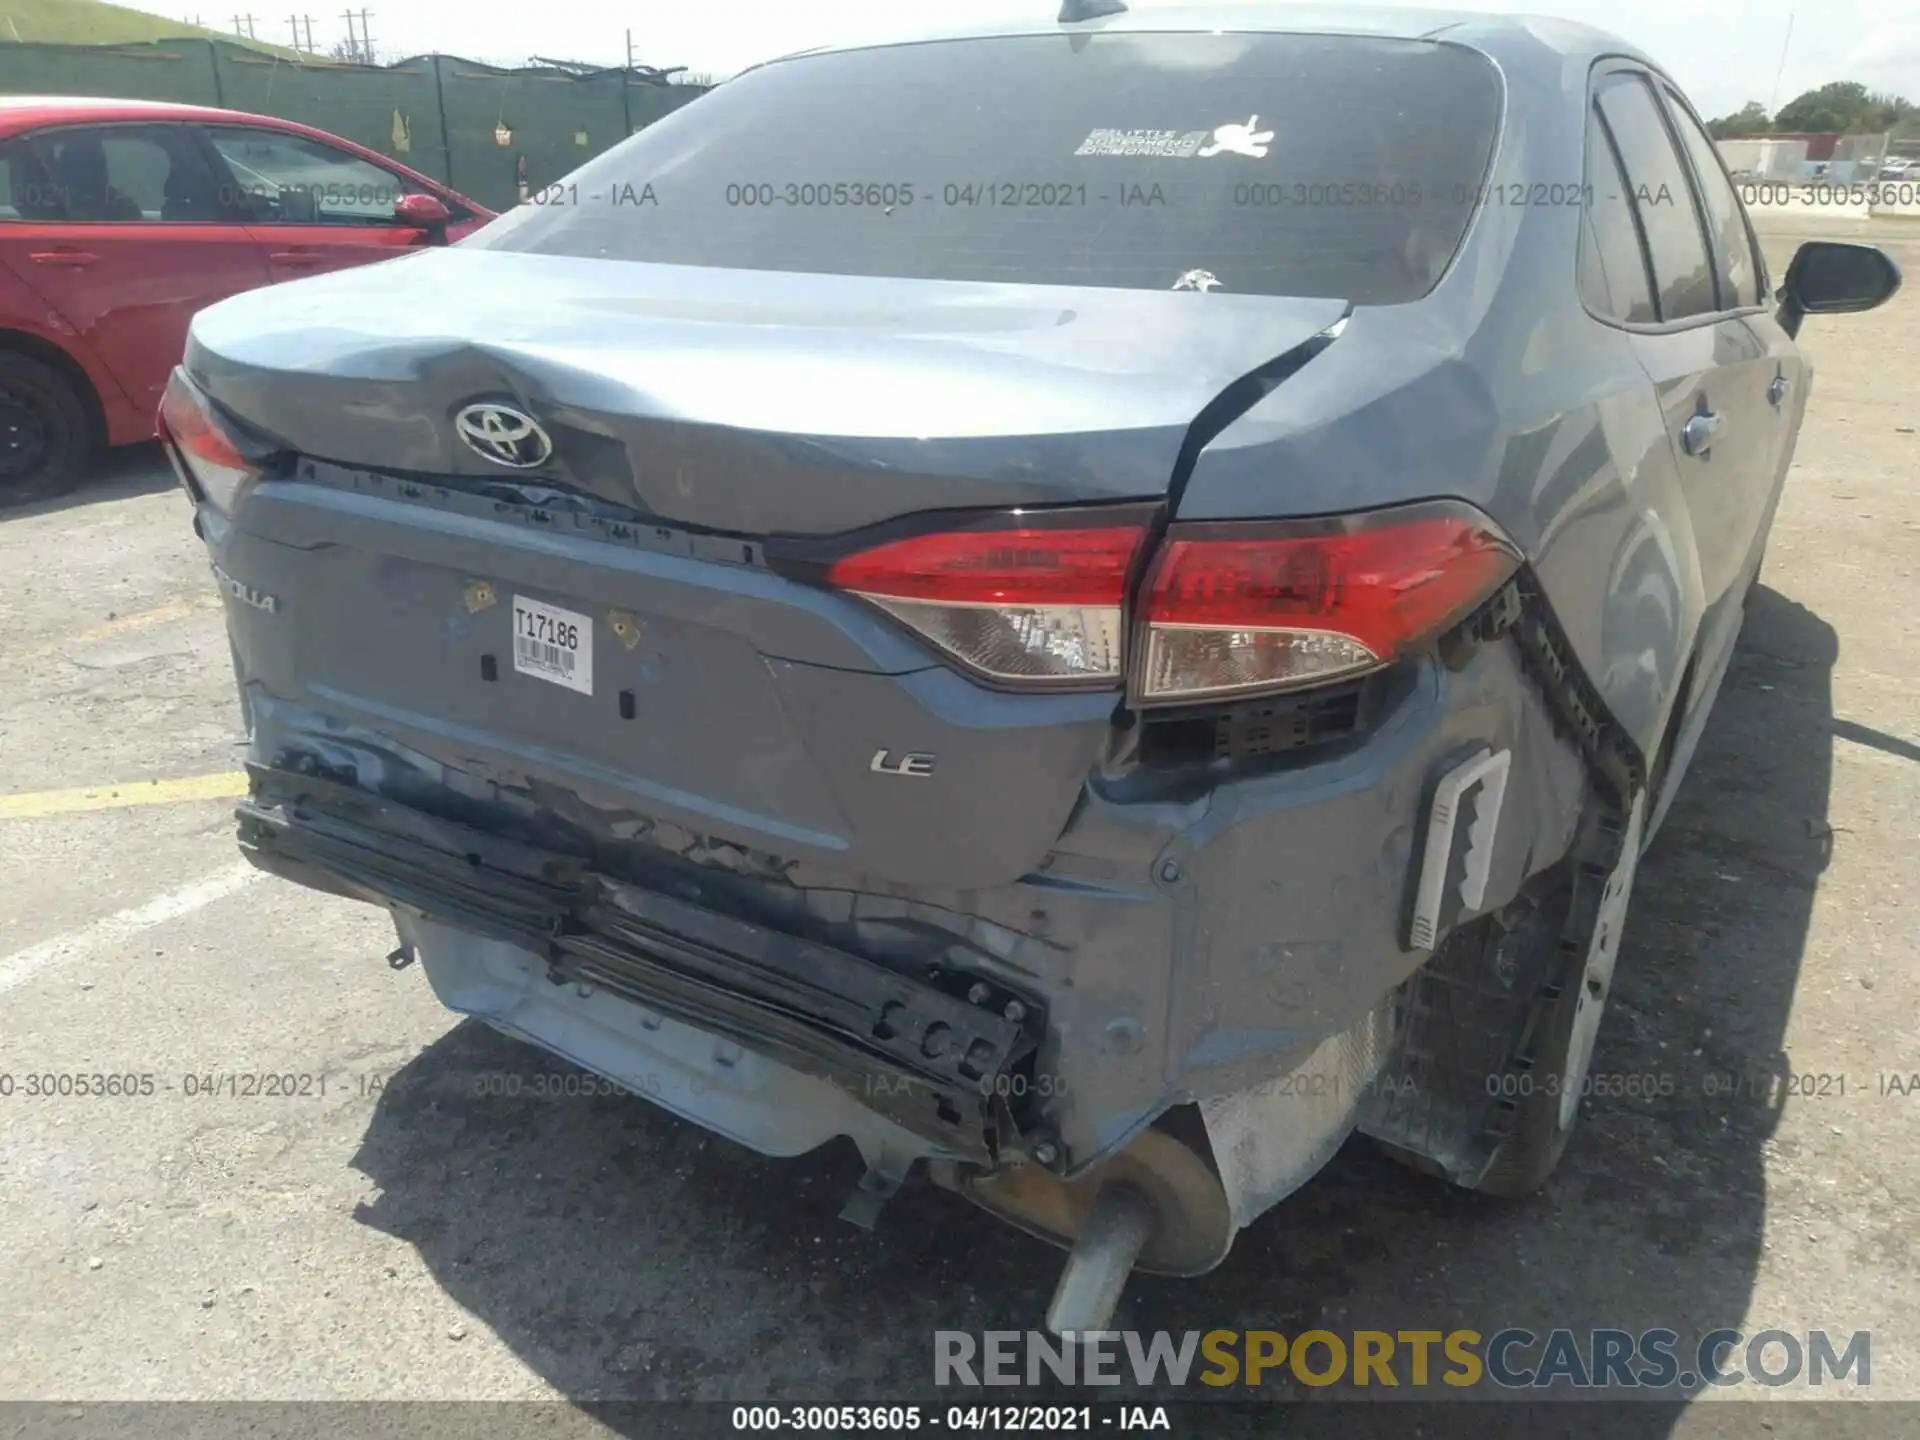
1199;115;1274;159
1171;268;1222;291
1074;117;1275;160
1074;128;1209;157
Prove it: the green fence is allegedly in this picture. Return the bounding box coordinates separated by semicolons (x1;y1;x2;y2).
0;38;709;211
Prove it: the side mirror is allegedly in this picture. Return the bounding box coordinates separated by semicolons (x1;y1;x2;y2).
394;191;452;245
1776;241;1902;337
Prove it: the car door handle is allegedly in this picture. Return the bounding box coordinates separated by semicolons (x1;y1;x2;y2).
268;250;323;267
1768;374;1791;408
29;249;97;268
1680;410;1723;457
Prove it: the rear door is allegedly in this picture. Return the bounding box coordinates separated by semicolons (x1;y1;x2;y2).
198;123;465;280
1591;69;1780;658
0;123;269;419
1654;81;1806;574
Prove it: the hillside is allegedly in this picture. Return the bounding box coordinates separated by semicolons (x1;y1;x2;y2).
0;0;295;55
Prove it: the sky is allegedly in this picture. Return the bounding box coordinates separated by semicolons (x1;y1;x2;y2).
194;0;1917;123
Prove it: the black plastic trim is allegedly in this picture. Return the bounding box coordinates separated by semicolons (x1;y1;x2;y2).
235;766;1036;1161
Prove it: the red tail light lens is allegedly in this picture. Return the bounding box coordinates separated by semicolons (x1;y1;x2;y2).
159;371;259;515
1137;506;1519;703
826;519;1148;683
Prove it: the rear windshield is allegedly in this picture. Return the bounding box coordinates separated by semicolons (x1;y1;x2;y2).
469;32;1502;303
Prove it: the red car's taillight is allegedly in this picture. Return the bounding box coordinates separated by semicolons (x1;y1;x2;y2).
159;371;259;515
1135;505;1520;703
824;517;1149;683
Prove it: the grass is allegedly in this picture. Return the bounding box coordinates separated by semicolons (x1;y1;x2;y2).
0;0;299;56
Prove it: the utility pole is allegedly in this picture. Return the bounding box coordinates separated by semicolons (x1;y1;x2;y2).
621;28;635;134
231;12;257;38
288;13;314;50
339;7;371;61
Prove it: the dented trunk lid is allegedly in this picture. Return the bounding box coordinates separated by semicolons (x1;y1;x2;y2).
187;248;1349;533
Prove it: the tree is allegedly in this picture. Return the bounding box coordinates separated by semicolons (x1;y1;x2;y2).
326;36;383;65
1864;90;1920;135
1707;101;1771;138
1773;81;1881;133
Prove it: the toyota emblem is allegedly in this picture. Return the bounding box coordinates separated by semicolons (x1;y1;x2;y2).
454;402;553;469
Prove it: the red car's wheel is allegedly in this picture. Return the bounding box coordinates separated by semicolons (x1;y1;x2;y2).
0;350;94;508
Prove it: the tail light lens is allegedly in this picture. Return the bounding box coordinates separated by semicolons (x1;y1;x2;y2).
1136;505;1519;703
159;371;260;516
824;517;1148;684
813;500;1517;701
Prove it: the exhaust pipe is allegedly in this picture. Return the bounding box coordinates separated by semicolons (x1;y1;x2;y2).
929;1115;1237;1332
1043;1183;1156;1336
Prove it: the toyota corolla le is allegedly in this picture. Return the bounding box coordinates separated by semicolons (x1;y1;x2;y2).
162;2;1898;1329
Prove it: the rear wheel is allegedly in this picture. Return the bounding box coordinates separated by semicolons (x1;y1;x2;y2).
0;351;94;508
1368;789;1646;1198
1468;790;1646;1197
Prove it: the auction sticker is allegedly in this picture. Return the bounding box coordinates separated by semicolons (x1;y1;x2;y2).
512;595;593;695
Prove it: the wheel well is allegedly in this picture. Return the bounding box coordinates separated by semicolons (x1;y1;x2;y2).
0;328;107;449
1650;647;1701;802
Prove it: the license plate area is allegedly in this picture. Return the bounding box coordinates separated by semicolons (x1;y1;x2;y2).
285;552;849;840
512;594;593;695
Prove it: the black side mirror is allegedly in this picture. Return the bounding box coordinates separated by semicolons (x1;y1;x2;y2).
1776;241;1902;337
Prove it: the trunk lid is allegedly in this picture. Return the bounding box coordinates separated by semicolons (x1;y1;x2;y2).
188;248;1348;534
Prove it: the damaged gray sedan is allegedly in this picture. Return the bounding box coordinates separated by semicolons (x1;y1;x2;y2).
163;3;1899;1330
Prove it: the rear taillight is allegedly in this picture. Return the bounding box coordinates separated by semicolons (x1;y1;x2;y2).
824;517;1148;684
1136;505;1519;703
159;371;259;515
814;500;1518;701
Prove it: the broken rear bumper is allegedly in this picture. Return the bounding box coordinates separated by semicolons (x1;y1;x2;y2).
230;626;1590;1208
237;766;1031;1166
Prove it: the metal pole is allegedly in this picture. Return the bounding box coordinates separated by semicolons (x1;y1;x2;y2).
430;52;456;192
1767;11;1794;119
620;27;634;136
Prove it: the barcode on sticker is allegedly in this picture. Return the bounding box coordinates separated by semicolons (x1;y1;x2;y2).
516;636;575;674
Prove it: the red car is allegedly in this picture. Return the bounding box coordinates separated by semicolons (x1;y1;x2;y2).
0;96;492;505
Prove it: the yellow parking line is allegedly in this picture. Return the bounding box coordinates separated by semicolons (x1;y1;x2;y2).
0;772;249;821
69;597;202;643
21;594;224;663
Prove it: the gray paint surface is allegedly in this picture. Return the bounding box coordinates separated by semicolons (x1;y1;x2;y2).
182;6;1816;1193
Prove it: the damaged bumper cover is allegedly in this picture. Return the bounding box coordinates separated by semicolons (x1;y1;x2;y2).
237;765;1035;1164
225;612;1591;1206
